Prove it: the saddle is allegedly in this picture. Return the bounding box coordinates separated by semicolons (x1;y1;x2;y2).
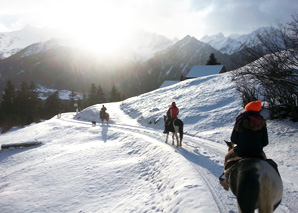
165;117;175;132
220;155;280;190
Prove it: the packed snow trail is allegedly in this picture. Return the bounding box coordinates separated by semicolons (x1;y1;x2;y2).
1;108;219;212
72;102;297;213
1;102;297;212
71;103;238;212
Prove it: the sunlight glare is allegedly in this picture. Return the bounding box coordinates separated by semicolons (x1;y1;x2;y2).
43;0;136;55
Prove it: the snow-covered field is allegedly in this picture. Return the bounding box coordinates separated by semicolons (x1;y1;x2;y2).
1;72;297;212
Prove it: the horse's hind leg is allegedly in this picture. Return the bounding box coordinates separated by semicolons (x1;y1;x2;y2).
175;132;179;147
165;133;169;143
258;202;274;213
172;133;175;145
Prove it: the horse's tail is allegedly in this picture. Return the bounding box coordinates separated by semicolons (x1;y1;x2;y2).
176;119;183;142
179;124;183;142
236;169;260;212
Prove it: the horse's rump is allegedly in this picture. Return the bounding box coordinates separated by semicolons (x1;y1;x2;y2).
100;111;108;119
100;111;109;125
173;119;183;128
229;158;283;212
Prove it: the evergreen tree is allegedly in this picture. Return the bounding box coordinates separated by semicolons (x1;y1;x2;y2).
69;89;77;111
206;53;221;65
81;92;88;109
0;80;16;127
97;85;105;104
43;91;61;119
88;83;98;106
0;81;41;130
15;82;30;126
28;82;42;122
110;85;121;102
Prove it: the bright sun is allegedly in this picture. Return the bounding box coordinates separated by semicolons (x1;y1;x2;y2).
43;1;136;55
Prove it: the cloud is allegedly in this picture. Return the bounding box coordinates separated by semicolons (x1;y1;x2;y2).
0;0;297;39
188;0;298;37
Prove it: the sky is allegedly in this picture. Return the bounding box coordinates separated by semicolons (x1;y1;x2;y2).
0;69;297;212
0;0;297;40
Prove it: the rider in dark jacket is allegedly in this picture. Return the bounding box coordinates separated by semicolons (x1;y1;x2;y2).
231;110;268;156
220;100;268;190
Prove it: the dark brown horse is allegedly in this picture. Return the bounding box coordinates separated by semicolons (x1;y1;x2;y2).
100;111;109;125
223;141;283;213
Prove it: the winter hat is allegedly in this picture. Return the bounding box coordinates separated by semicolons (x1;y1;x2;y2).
245;100;262;112
172;102;176;107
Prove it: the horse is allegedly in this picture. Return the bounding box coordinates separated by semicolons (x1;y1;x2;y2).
222;141;283;213
100;111;109;125
164;115;184;147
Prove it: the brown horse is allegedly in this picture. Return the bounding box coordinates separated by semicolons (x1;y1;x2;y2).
222;141;283;213
100;111;109;125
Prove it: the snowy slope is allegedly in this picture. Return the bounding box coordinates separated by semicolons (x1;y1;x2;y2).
0;71;297;213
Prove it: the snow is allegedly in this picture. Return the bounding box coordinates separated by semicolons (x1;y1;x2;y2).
159;80;180;88
0;71;297;213
0;26;64;59
36;86;83;100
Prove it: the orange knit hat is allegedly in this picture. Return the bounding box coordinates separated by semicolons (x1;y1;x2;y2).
245;100;262;112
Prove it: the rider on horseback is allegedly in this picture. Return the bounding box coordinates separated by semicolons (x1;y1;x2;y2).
163;102;179;134
100;105;107;118
220;100;269;190
101;105;107;112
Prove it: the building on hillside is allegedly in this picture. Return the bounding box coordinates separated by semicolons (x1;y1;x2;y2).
185;65;226;79
159;65;226;89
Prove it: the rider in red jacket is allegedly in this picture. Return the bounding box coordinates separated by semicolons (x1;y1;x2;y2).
163;102;179;133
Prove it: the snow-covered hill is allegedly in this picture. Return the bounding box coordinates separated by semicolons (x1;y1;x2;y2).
0;71;297;212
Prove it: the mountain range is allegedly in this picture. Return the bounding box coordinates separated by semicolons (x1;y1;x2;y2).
0;26;267;99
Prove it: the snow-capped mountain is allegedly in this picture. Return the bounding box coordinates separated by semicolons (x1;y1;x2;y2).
0;26;174;62
0;35;234;99
140;35;236;91
0;25;265;99
200;26;274;55
0;25;63;59
123;29;174;62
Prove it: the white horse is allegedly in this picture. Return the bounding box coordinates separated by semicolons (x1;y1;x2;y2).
223;141;283;213
164;115;184;147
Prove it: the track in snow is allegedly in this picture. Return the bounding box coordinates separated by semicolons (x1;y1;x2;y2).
61;114;238;212
60;113;295;213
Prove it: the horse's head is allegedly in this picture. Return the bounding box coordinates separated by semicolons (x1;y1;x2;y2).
224;140;235;151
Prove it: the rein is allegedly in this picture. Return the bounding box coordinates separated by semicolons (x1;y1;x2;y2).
224;156;243;174
219;156;243;183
